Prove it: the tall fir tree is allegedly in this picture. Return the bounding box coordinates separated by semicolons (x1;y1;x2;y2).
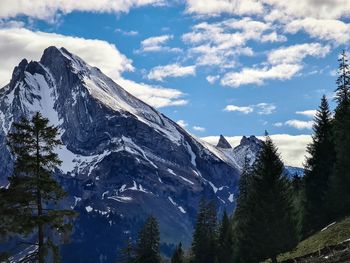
135;216;161;263
217;210;233;263
191;199;217;263
232;156;257;263
302;95;335;236
329;50;350;218
0;112;75;262
171;242;184;263
235;136;297;263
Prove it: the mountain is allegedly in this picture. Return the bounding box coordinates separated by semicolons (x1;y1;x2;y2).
217;135;304;177
217;135;263;170
0;47;242;262
0;47;304;261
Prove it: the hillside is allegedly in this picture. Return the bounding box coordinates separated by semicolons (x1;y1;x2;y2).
278;217;350;262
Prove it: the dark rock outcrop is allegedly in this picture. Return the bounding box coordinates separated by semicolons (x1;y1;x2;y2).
217;134;232;149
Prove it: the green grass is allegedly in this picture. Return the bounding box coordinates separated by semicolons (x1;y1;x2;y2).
278;217;350;261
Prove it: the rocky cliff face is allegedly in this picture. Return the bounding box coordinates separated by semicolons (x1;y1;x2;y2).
0;47;242;262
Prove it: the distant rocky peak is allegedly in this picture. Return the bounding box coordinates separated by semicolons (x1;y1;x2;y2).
40;46;90;77
217;134;232;149
240;135;263;147
9;58;28;87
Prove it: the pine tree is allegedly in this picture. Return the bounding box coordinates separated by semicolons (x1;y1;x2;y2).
235;136;297;263
329;50;350;218
291;174;304;239
0;112;76;262
119;237;136;263
232;156;257;263
217;210;233;263
171;242;184;263
191;199;217;263
302;95;335;236
135;215;161;263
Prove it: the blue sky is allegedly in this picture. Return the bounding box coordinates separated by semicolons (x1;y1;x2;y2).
0;0;349;166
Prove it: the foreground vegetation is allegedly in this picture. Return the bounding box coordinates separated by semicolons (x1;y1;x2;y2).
279;216;350;261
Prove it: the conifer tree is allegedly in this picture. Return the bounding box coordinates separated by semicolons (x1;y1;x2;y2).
171;242;184;263
291;174;304;239
235;136;297;263
119;237;136;263
135;215;161;263
302;95;335;236
191;200;217;263
0;112;75;262
232;156;257;263
329;50;350;218
253;135;297;262
217;210;233;263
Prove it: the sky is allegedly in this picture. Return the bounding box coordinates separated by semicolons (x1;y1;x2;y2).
0;0;349;167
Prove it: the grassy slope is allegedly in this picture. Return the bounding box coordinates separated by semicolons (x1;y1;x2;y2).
278;217;350;261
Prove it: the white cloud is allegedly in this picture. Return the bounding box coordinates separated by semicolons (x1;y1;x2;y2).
256;103;276;115
182;17;283;68
116;79;188;108
224;103;276;114
273;122;283;127
267;43;331;65
296;110;317;118
261;32;287;42
261;0;350;20
147;63;196;81
184;0;264;16
142;35;171;46
224;105;254;114
185;0;350;20
115;28;138;36
193;126;205;132
285;18;350;44
137;35;181;53
201;134;312;167
220;42;330;88
0;27;187;108
285;119;313;130
176;120;188;128
0;0;164;21
184;0;350;45
221;63;302;87
206;75;220;84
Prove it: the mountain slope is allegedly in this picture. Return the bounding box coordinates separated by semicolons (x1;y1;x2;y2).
279;217;350;262
0;47;241;262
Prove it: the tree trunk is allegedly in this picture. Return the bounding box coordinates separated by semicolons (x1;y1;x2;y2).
271;255;278;263
36;128;44;263
38;191;44;263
